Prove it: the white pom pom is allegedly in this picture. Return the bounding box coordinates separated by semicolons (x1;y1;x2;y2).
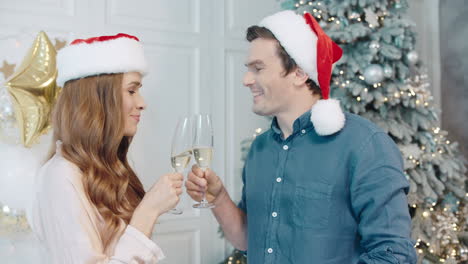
310;98;345;136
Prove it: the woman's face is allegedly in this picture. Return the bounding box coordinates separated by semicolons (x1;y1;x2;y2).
122;72;146;137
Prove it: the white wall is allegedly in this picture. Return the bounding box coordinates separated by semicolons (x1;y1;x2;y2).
0;0;280;263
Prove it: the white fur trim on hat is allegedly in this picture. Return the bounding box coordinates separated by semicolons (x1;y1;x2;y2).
259;10;318;84
57;37;148;87
310;98;345;136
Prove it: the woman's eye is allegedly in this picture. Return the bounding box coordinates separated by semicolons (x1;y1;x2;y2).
129;90;136;95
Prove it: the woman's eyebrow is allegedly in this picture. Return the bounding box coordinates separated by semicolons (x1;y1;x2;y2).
127;81;142;88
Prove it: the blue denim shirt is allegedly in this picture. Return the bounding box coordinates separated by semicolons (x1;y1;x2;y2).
238;111;417;263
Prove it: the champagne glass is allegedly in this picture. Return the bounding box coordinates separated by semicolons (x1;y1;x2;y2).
169;117;192;214
192;114;215;209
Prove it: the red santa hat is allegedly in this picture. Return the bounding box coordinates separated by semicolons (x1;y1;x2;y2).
57;33;148;87
259;10;345;136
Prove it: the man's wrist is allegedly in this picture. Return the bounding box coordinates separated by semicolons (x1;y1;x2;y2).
212;186;230;206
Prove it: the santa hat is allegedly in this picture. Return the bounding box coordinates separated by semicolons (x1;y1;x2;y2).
57;33;148;87
259;11;345;136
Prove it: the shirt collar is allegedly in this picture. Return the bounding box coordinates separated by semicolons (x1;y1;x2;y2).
271;110;312;137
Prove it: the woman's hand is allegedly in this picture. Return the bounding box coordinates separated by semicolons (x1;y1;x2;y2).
142;173;184;216
130;173;183;237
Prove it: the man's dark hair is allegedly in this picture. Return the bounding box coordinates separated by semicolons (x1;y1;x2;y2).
246;25;322;96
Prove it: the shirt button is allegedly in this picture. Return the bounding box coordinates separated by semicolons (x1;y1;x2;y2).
283;145;289;150
301;129;306;134
272;212;278;217
267;248;273;254
276;177;282;183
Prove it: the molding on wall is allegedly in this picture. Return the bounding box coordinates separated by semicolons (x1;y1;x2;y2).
408;0;441;110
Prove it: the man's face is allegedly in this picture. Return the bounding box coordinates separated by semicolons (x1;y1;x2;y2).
243;38;296;117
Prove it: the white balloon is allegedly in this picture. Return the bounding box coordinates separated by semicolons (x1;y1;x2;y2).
0;133;52;215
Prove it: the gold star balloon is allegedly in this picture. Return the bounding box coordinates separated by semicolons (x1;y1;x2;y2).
4;31;61;147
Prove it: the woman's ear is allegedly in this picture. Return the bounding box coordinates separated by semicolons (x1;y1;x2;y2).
293;68;309;86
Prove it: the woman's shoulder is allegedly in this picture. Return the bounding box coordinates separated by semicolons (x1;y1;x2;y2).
37;154;83;191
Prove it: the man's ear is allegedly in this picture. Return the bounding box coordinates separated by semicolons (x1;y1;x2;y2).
293;68;309;86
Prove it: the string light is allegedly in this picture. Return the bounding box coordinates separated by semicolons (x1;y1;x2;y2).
356;96;361;101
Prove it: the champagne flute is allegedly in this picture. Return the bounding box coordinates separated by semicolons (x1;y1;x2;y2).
192;114;215;209
169;117;192;214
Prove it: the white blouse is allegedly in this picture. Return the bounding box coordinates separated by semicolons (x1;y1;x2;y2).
31;141;165;264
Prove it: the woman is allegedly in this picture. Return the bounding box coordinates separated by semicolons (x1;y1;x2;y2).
31;33;181;263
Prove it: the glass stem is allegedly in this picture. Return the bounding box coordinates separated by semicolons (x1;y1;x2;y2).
201;167;208;204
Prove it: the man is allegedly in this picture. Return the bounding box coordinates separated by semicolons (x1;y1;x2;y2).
186;10;417;263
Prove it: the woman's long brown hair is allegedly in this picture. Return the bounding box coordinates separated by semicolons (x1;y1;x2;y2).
47;73;145;248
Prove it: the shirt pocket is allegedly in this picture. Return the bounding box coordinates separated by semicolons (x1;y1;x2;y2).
293;182;332;229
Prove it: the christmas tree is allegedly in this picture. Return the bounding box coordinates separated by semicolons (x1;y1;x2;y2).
222;0;467;263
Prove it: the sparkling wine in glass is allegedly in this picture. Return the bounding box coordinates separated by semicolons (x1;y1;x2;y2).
192;114;215;209
169;117;192;214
